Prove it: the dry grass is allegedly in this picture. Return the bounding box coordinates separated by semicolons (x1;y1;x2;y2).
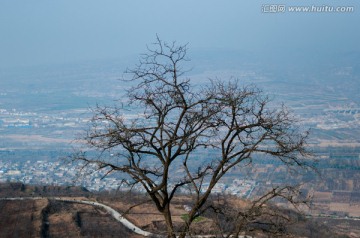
33;199;48;236
1;183;360;237
0;199;47;237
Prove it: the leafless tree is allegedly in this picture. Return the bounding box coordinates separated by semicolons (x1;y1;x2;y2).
73;37;312;238
202;186;310;237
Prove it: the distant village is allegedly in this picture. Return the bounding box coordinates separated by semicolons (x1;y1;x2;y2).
0;159;256;198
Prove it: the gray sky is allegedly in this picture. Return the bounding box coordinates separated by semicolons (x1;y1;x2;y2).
0;0;359;68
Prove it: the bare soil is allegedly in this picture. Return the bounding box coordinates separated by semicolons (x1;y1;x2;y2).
0;183;360;237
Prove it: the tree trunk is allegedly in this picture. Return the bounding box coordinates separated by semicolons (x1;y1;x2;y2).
163;203;176;238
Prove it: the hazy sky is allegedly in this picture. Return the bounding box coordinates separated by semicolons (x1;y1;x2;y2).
1;0;359;68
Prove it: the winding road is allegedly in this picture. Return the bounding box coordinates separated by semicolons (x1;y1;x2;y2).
0;197;250;238
0;196;157;237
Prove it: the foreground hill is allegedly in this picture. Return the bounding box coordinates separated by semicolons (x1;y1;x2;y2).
0;183;141;237
0;183;358;237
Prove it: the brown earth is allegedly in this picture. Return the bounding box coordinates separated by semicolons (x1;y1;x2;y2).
0;183;360;237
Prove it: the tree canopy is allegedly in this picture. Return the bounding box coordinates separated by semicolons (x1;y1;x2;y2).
73;37;312;237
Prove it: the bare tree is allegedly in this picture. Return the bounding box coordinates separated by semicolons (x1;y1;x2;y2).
202;185;310;237
73;37;312;238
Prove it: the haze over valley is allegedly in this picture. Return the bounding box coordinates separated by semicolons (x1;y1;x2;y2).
1;1;360;236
